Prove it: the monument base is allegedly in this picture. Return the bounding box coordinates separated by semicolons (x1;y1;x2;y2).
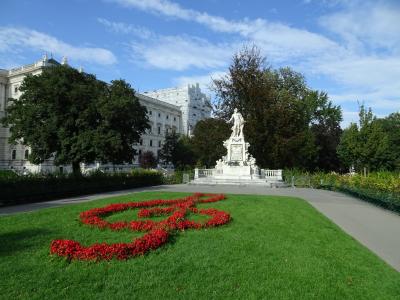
190;108;285;187
192;166;285;187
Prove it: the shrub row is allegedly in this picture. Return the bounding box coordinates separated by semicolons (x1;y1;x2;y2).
0;169;164;207
163;169;194;184
284;170;400;213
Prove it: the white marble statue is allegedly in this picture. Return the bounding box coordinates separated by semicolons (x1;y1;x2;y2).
228;108;245;137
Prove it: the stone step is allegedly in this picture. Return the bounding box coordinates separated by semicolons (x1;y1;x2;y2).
190;178;287;188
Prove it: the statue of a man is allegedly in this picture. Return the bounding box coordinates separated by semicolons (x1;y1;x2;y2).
228;108;245;137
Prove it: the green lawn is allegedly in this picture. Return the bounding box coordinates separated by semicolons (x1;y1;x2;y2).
1;192;399;299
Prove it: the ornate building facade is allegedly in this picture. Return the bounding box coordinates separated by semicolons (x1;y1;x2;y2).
144;83;212;136
0;56;209;173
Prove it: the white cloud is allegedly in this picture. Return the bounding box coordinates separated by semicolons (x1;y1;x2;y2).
107;0;400;127
109;0;340;62
319;2;400;52
130;35;234;71
97;18;153;38
0;27;117;65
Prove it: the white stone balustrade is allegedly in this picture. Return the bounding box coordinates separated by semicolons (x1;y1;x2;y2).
195;168;282;180
263;169;282;179
195;168;215;178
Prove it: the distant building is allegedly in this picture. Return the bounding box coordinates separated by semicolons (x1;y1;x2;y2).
0;55;63;173
144;83;212;136
0;56;209;173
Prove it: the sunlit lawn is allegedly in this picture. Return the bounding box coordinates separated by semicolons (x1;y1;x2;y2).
1;191;399;299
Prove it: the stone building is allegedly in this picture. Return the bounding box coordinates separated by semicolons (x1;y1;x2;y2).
144;83;212;136
0;56;209;173
0;55;63;173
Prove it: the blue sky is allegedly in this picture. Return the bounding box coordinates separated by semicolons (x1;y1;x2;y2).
1;0;400;126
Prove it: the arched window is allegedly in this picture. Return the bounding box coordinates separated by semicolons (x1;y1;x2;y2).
24;149;29;160
11;150;16;160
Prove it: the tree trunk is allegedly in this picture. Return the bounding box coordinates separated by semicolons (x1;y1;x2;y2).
72;161;81;177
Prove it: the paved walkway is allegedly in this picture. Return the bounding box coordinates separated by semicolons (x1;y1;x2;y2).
1;184;399;272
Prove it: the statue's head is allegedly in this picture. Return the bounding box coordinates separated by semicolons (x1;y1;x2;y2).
234;108;238;113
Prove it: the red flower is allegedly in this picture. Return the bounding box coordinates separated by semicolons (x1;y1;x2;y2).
50;193;230;261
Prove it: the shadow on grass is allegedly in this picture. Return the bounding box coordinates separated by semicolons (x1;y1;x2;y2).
0;228;52;256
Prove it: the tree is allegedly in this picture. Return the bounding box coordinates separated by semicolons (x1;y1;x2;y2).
158;132;196;169
337;105;392;172
212;45;342;171
1;65;149;175
337;123;360;170
309;91;343;171
191;118;230;168
139;151;157;169
375;113;400;170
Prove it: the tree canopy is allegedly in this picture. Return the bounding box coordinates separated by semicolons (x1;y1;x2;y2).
212;46;342;171
1;65;149;175
139;150;158;169
158;132;196;169
337;105;392;172
191;118;230;168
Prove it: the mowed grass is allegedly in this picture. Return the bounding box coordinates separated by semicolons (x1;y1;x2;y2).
1;192;400;300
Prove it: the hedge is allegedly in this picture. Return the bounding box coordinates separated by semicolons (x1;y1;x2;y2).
0;169;164;207
284;170;400;213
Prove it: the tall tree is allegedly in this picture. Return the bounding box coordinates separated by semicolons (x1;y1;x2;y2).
191;118;230;168
376;113;400;170
213;46;342;170
139;150;157;169
309;91;343;171
1;65;149;175
337;105;391;172
158;132;196;169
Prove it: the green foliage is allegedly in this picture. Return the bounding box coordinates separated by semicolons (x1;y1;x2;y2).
163;169;195;184
191;118;230;168
0;170;18;179
375;113;400;170
139;150;158;169
1;65;149;175
337;105;392;172
1;192;400;299
0;170;163;206
159;132;197;169
284;169;400;212
212;46;342;171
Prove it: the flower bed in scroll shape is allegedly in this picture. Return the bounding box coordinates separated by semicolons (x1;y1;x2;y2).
50;193;230;261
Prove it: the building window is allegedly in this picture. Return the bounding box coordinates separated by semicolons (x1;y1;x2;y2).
166;115;169;120
24;149;29;159
11;150;16;160
158;113;161;118
139;139;143;145
193;114;196;116
174;117;176;121
149;110;152;115
138;150;142;155
14;85;18;94
158;126;161;135
158;140;161;147
150;140;153;147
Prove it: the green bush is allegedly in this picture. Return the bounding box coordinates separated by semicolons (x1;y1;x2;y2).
285;169;400;213
0;170;163;206
163;169;194;184
0;170;18;179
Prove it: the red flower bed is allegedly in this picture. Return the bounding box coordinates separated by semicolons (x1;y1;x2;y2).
50;193;230;261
